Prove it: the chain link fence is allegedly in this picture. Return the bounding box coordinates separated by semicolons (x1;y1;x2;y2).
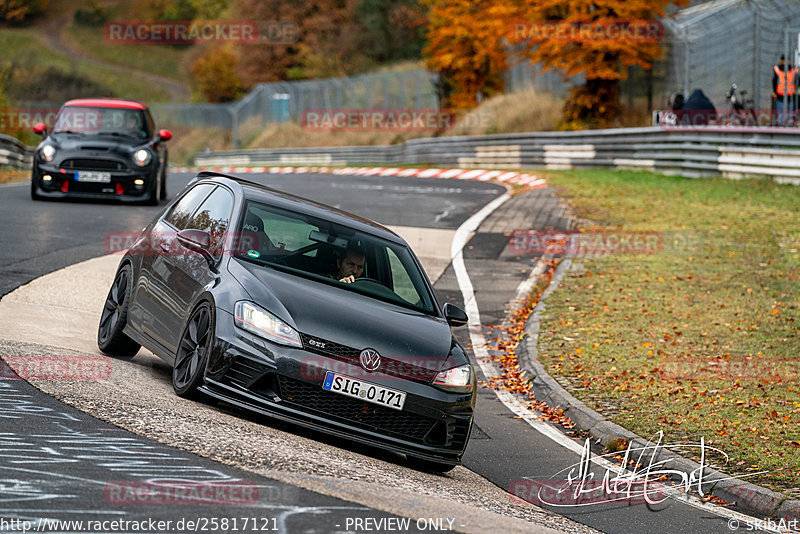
153;68;438;148
660;0;800;112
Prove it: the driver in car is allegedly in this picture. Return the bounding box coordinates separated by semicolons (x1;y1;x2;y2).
332;242;365;283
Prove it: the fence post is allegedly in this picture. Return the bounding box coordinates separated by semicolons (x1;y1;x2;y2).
230;105;239;149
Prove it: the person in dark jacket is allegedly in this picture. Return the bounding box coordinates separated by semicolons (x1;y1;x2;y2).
675;88;716;126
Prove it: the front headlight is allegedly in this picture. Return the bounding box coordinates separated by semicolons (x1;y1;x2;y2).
432;364;473;392
234;301;302;348
40;145;55;162
133;149;152;166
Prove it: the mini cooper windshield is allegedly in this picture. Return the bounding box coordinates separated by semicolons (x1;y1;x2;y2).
233;201;437;315
53;106;152;140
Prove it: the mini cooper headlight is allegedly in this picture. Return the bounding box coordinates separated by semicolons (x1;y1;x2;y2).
433;364;473;392
133;149;152;166
40;145;56;162
234;301;302;348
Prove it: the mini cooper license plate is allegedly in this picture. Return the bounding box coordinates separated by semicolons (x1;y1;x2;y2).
322;371;406;410
76;171;111;183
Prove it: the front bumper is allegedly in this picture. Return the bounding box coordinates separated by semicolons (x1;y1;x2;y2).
203;309;475;464
32;162;157;201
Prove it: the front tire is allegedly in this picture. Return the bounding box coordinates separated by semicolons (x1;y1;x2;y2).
97;264;141;358
173;303;213;398
30;178;42;201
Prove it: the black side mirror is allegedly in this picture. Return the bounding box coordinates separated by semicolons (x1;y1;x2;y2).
443;302;468;327
176;229;219;273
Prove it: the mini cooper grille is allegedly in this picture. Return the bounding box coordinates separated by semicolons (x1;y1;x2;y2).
277;376;438;443
299;333;439;384
62;158;124;171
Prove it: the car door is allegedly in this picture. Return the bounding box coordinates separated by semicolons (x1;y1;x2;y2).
150;185;235;354
140;183;215;349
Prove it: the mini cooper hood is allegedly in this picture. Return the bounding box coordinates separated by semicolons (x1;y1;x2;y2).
229;259;453;363
47;133;151;156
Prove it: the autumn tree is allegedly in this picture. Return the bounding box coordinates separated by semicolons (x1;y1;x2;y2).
424;0;687;125
191;45;244;102
423;0;515;109
357;0;426;63
235;0;366;85
516;0;687;126
0;0;47;23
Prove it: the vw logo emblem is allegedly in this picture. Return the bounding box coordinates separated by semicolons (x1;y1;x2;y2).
359;349;381;372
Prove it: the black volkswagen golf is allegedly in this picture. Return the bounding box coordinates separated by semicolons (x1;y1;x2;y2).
98;172;475;471
31;98;171;204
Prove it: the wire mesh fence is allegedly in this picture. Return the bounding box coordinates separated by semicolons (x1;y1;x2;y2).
659;0;800;113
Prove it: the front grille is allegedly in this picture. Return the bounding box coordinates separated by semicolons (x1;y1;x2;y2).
277;375;440;444
300;333;439;384
61;158;124;171
301;333;360;359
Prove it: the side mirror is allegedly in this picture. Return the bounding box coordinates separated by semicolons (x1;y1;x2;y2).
443;303;468;327
176;229;218;273
158;129;172;141
33;123;47;136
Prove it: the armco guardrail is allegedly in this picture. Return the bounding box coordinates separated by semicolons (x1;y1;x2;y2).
194;126;800;185
0;134;34;170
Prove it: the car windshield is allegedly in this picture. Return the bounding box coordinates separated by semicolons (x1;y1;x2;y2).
52;106;150;140
234;200;437;315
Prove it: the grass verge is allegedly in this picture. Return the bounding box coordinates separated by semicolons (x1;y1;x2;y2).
536;169;800;492
0;170;28;184
0;29;170;103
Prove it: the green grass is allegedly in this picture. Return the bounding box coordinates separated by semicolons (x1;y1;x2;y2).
0;28;169;102
537;169;800;491
67;20;189;82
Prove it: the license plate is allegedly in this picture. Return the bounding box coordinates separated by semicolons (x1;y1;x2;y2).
322;371;406;410
76;171;111;183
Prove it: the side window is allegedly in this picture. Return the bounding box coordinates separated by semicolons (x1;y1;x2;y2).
165;184;214;230
186;186;234;252
144;110;155;137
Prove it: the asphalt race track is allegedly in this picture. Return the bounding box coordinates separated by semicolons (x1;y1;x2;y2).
0;171;766;533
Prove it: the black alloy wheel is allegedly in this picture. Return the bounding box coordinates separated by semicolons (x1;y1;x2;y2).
97;264;141;358
173;303;213;397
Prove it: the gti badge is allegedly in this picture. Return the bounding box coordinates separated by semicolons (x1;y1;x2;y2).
359;348;381;372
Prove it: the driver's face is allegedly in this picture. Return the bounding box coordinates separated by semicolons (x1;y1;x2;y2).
338;251;365;278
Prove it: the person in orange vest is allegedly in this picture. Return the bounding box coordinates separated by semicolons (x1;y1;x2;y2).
773;54;797;125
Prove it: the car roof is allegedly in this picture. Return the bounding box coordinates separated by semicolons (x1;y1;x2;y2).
194;172;406;245
63;98;148;110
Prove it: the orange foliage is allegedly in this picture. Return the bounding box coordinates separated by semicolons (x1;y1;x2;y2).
424;0;688;123
423;0;517;109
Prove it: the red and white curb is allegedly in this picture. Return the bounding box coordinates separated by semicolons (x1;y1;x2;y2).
172;166;547;189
